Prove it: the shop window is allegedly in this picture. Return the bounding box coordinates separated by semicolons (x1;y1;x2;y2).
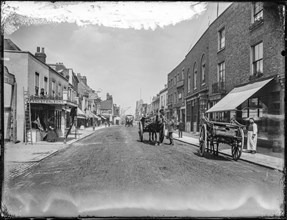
253;2;263;22
218;28;225;51
252;42;263;76
35;72;39;96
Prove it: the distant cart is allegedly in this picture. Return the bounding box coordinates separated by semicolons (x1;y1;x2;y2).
125;115;134;127
199;115;245;161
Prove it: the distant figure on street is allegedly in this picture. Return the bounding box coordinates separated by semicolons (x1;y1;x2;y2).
178;120;184;138
247;118;258;154
167;117;175;145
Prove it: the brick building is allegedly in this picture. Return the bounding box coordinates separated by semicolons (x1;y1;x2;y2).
166;2;285;148
167;59;186;123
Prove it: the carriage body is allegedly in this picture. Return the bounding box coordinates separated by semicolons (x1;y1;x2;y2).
138;116;165;142
125;115;134;127
199;117;245;161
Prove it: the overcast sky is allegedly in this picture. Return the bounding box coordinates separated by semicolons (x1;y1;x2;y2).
3;1;231;115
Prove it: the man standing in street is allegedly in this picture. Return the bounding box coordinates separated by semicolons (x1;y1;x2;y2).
178;120;184;138
247;118;258;154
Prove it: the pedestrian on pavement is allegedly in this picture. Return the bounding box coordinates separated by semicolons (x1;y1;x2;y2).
247;118;258;154
167;117;175;145
178;120;184;138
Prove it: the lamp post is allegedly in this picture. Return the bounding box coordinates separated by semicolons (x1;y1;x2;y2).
64;104;67;144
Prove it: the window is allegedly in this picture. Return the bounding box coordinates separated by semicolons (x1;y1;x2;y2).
58;83;61;98
193;63;197;90
181;68;185;80
252;42;263;75
44;77;48;94
177;73;180;81
174;76;176;86
187;68;191;92
218;62;225;82
218;28;225;50
201;54;206;84
253;2;263;22
35;72;39;95
52;81;55;97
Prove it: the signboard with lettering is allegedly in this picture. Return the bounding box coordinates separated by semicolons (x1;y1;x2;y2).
30;99;64;104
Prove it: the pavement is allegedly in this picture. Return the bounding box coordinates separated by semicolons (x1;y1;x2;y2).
172;131;284;172
4;125;108;179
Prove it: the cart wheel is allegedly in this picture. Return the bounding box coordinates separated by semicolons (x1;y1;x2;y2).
199;124;207;157
232;128;244;161
138;121;143;142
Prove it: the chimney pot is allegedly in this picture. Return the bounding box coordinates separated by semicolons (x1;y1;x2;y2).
42;47;44;53
37;47;40;52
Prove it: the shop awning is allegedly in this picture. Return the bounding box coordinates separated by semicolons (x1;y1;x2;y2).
77;108;86;119
98;115;106;120
86;112;101;120
206;77;274;113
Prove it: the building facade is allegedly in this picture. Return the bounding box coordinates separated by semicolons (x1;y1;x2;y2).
166;2;285;149
159;84;168;112
4;40;78;142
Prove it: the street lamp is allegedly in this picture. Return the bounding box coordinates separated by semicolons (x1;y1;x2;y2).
64;104;67;144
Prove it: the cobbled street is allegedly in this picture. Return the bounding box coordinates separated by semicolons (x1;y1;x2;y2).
3;126;284;217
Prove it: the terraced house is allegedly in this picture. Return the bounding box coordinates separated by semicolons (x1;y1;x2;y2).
167;2;285;150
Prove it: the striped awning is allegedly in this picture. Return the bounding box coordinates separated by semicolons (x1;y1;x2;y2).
77;108;86;119
206;77;274;113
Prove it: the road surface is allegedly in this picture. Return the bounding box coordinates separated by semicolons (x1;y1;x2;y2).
3;125;284;217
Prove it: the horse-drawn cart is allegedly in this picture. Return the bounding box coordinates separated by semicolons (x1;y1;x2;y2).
199;116;245;161
138;116;164;143
125;115;134;127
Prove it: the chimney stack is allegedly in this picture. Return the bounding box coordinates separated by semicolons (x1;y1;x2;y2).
35;46;47;63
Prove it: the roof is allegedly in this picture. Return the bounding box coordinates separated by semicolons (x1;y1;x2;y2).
100;99;113;110
89;92;99;100
4;39;22;51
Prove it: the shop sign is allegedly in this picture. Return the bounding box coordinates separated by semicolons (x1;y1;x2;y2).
30;99;64;104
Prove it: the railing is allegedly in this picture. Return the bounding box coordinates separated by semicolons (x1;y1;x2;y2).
212;81;226;94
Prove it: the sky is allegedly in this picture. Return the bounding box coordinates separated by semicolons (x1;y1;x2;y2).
2;1;232;115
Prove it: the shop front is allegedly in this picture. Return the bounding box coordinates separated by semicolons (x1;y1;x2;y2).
206;76;284;151
29;96;77;143
185;97;199;133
